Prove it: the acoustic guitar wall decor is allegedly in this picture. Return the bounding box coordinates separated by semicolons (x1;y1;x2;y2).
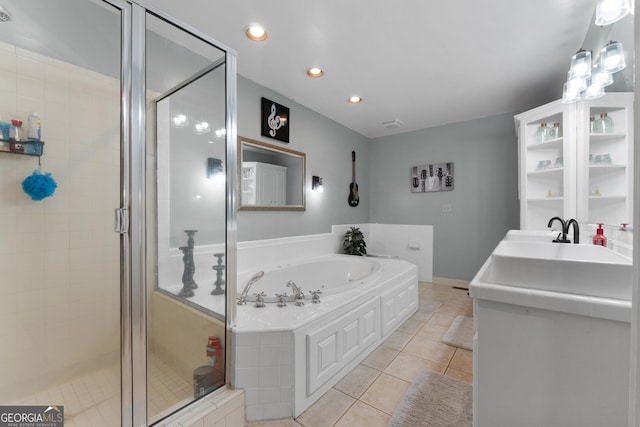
348;150;360;207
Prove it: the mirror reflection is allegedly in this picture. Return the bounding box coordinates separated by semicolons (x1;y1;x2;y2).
239;136;306;210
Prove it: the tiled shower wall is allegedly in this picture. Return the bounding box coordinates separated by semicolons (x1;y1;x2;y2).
0;42;120;401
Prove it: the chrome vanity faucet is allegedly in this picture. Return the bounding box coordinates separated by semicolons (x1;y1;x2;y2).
237;271;264;305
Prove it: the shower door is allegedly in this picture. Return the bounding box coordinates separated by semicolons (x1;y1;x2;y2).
142;10;231;425
0;1;236;425
0;0;125;425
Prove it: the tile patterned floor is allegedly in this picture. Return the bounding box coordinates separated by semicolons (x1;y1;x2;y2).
7;282;470;427
245;281;473;427
7;352;193;426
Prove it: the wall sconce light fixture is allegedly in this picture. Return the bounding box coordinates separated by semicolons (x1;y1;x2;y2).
207;157;224;179
312;176;324;192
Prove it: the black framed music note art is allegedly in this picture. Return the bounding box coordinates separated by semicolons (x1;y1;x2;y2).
261;97;290;143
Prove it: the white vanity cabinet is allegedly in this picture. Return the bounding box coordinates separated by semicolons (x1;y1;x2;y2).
241;161;287;206
515;92;633;229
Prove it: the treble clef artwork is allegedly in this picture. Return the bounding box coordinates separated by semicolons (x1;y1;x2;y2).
261;97;290;143
267;103;283;137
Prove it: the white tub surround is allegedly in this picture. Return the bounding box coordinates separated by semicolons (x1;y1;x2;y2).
232;251;418;421
332;223;433;282
470;232;632;427
155;224;432;321
153;227;424;422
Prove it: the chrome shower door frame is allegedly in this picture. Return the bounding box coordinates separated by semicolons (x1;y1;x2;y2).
120;2;238;426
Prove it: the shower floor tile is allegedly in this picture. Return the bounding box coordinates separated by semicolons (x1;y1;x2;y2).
7;351;195;426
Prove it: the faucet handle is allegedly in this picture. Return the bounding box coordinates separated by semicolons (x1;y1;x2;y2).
294;292;305;306
310;290;322;304
254;292;266;308
275;293;288;308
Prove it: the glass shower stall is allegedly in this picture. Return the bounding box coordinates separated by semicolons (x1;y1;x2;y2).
0;1;236;425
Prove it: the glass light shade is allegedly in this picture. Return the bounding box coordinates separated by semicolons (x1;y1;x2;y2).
567;72;587;92
569;49;592;79
600;41;626;73
562;82;581;104
592;64;614;87
584;83;605;100
595;0;631;25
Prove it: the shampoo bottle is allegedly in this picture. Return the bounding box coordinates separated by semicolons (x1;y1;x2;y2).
593;223;607;247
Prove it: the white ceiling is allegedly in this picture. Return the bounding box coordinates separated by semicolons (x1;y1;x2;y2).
148;0;598;138
0;0;607;139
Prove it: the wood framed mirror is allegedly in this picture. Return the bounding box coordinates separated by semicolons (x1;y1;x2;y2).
238;136;306;211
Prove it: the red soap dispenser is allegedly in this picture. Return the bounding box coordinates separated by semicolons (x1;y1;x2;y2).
593;223;607;247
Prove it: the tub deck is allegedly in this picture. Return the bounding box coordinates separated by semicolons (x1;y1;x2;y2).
232;256;419;421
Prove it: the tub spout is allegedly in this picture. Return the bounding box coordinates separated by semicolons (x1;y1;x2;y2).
237;271;264;305
287;280;305;306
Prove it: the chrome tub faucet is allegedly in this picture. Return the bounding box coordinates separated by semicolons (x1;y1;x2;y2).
287;280;305;306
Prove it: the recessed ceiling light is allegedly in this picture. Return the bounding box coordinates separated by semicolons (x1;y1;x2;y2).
348;95;362;104
245;25;268;41
307;67;324;78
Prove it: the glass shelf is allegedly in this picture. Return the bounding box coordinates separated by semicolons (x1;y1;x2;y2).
588;195;626;201
527;168;563;177
589;133;626;143
0;139;44;156
526;138;563;150
527;196;564;203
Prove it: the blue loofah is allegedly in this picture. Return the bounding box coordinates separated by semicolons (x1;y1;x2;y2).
22;170;57;201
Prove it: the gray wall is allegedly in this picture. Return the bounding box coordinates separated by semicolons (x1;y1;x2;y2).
238;77;521;280
237;76;371;241
369;113;520;281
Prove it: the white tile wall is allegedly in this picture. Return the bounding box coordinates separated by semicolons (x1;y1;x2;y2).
232;330;294;421
156;388;246;427
0;42;121;401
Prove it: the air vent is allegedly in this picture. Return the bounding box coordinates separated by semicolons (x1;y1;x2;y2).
0;6;12;22
382;119;404;129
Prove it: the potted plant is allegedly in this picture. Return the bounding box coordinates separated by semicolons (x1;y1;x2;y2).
343;226;367;256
